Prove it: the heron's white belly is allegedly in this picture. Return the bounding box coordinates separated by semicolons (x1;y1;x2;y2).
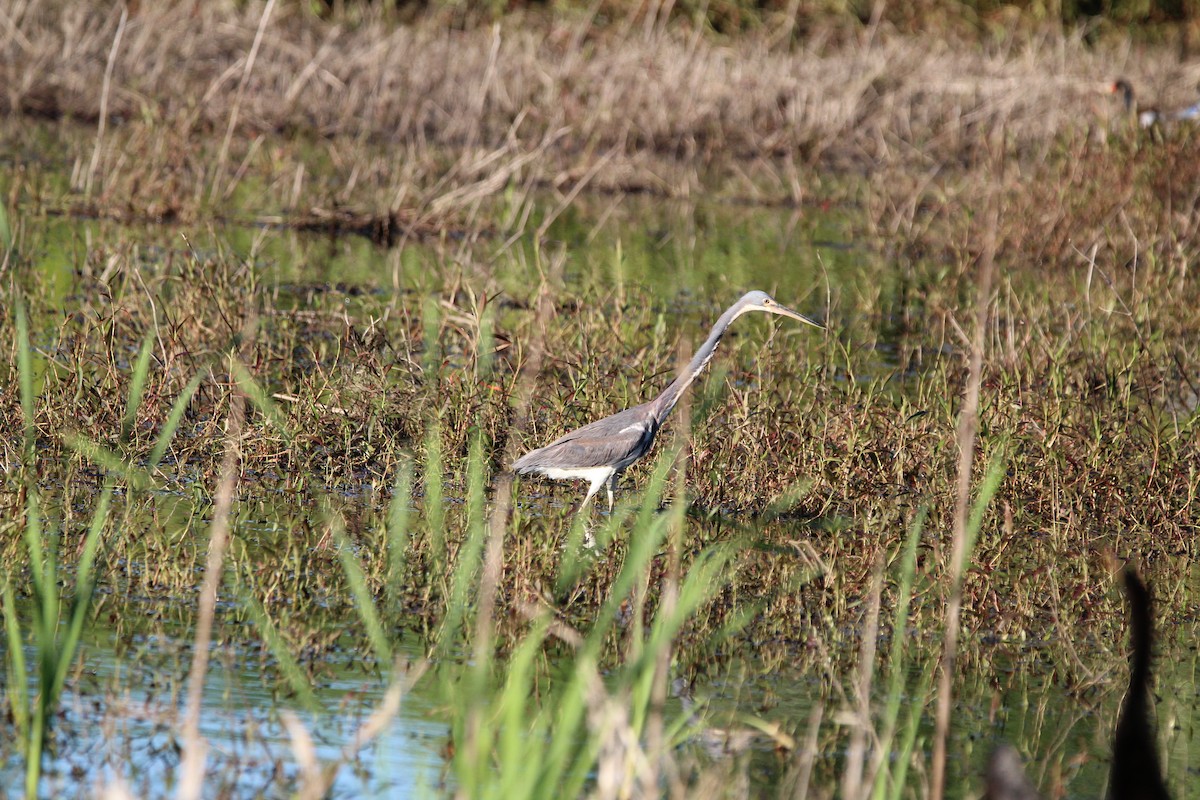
535;465;615;485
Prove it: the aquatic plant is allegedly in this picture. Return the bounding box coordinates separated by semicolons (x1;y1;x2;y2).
2;301;197;796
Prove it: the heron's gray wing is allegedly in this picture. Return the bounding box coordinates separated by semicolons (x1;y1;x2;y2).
513;406;658;472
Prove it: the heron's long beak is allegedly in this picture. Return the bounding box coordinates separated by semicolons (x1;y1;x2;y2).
771;303;824;330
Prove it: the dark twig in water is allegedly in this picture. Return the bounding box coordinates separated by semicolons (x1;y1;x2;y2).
1110;569;1171;800
984;568;1172;800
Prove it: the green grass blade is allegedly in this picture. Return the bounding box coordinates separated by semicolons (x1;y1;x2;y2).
871;505;927;800
15;298;46;607
62;435;151;490
239;587;322;713
2;582;30;742
121;332;156;444
0;199;13;258
21;477;46;607
31;526;61;798
25;711;44;797
148;370;205;470
963;448;1009;568
589;452;676;648
423;425;446;583
629;540;734;734
16;297;34;459
888;670;934;800
231;359;294;443
438;434;487;652
385;459;414;618
496;616;552;800
332;522;393;665
52;482;115;699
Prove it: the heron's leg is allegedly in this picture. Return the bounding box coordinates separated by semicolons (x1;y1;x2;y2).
606;473;618;512
577;480;604;548
578;477;603;515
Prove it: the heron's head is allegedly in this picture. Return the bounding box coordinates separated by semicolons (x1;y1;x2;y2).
737;290;823;329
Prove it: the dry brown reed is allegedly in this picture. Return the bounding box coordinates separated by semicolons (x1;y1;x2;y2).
178;314;256;800
930;157;1001;800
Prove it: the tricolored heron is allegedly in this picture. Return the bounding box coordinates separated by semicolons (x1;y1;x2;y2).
512;290;822;512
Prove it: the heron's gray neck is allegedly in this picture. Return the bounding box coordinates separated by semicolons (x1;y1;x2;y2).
649;304;742;423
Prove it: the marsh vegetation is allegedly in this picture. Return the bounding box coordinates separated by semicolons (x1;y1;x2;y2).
2;2;1199;798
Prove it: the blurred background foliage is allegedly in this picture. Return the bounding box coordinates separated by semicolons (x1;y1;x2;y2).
297;0;1200;34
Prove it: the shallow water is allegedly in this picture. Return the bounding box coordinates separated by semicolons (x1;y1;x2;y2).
30;620;445;798
13;577;1200;797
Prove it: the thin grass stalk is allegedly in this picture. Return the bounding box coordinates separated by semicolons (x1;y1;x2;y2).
842;553;883;800
120;332;155;442
385;459;414;618
635;500;684;791
438;433;488;657
15;297;50;797
62;436;151;490
458;269;555;797
210;0;276;203
0;198;13;261
231;360;293;443
930;197;1001;800
869;506;927;800
786;701;825;800
281;711;325;800
422;294;442;377
887;670;935;800
83;4;127;198
639;344;691;797
15;299;43;595
32;526;60;783
177;351;250;800
2;582;29;741
423;425;446;586
53;481;114;698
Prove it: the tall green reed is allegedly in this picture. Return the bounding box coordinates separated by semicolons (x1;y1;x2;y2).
442;436;754;799
0;200;12;262
869;506;927;800
3;303;196;797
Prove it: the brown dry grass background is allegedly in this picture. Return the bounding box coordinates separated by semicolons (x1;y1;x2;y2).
4;6;1200;795
5;1;1200;213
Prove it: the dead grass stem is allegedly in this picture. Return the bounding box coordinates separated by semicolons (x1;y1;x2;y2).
930;161;1001;800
